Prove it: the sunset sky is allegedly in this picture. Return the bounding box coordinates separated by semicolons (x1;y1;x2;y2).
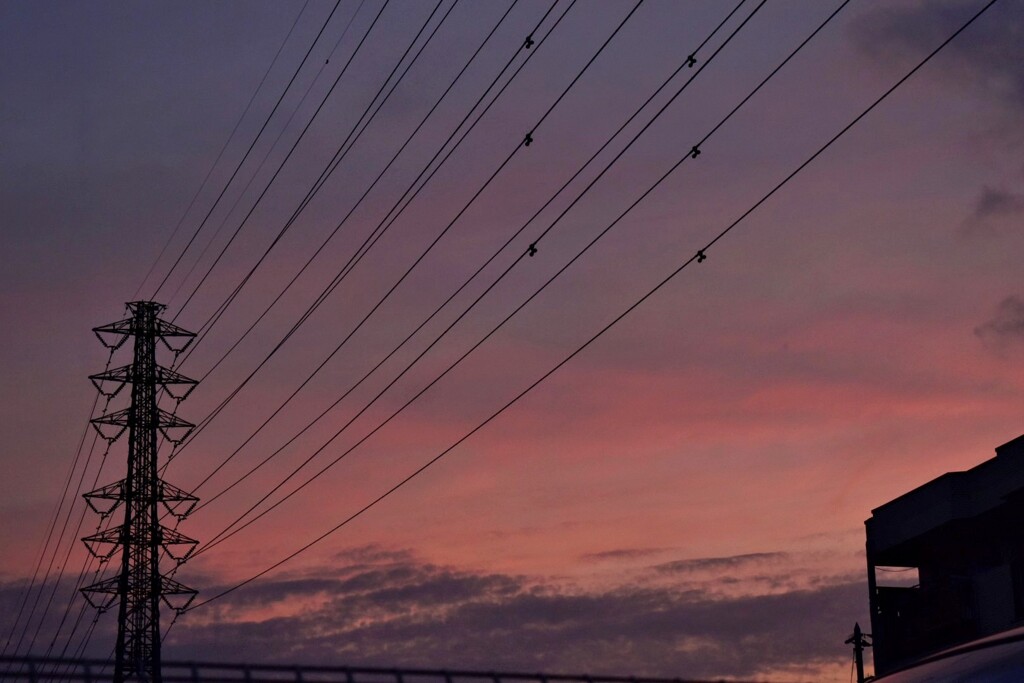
1;1;1023;681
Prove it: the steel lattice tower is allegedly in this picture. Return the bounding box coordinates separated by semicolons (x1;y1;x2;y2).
81;302;200;682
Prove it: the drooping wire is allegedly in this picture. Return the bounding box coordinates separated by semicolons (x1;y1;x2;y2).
162;0;368;310
186;0;1000;608
161;0;566;470
168;0;582;465
171;0;393;320
151;0;347;301
1;347;114;667
42;513;113;682
192;0;769;558
0;394;99;658
174;0;460;338
180;0;520;389
38;441;120;664
182;0;753;529
167;0;634;513
132;0;313;300
10;406;116;666
174;0;552;370
155;0;469;483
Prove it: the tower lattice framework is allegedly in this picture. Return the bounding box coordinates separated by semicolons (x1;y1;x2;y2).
81;301;200;682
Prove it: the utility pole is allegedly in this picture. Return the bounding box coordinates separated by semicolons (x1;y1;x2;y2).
80;301;200;682
846;621;872;683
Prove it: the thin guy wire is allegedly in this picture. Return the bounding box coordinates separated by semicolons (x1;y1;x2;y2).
39;442;119;665
14;415;114;663
2;349;114;665
0;344;114;655
0;393;100;658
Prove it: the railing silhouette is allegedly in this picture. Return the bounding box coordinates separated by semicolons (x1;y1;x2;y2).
0;657;763;683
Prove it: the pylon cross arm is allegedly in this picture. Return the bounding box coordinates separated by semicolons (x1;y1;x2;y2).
157;408;195;444
160;575;198;612
156;365;198;400
90;365;132;398
158;480;199;519
91;408;131;442
157;525;199;561
83;527;123;560
81;576;120;611
93;318;133;349
155;319;196;353
84;480;125;515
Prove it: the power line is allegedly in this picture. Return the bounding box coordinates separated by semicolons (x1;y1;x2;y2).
161;0;566;468
162;0;368;310
132;0;313;300
170;0;611;466
152;0;348;301
190;0;769;558
182;0;520;391
173;0;554;374
0;395;99;658
1;348;115;662
10;431;117;666
38;472;120;664
171;0;393;319
174;0;458;346
183;0;754;534
187;0;999;609
166;0;639;515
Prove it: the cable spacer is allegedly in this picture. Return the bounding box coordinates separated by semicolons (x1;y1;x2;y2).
696;250;707;263
524;34;535;49
524;132;534;147
690;145;701;159
528;243;538;257
686;54;697;68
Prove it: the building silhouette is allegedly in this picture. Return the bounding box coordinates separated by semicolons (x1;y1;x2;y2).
866;434;1024;675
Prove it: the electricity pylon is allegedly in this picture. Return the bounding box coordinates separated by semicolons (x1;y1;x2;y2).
81;301;199;682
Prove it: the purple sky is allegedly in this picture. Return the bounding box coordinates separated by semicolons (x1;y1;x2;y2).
1;1;1023;680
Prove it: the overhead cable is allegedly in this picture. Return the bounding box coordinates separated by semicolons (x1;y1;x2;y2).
182;0;753;525
162;0;368;310
171;0;393;319
192;0;770;556
187;0;998;607
152;0;347;300
161;0;569;468
132;0;312;300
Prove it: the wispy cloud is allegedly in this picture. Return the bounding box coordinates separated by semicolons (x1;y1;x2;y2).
0;544;867;681
152;549;866;681
961;185;1024;235
848;0;1024;115
975;296;1024;355
653;552;788;575
579;548;668;562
